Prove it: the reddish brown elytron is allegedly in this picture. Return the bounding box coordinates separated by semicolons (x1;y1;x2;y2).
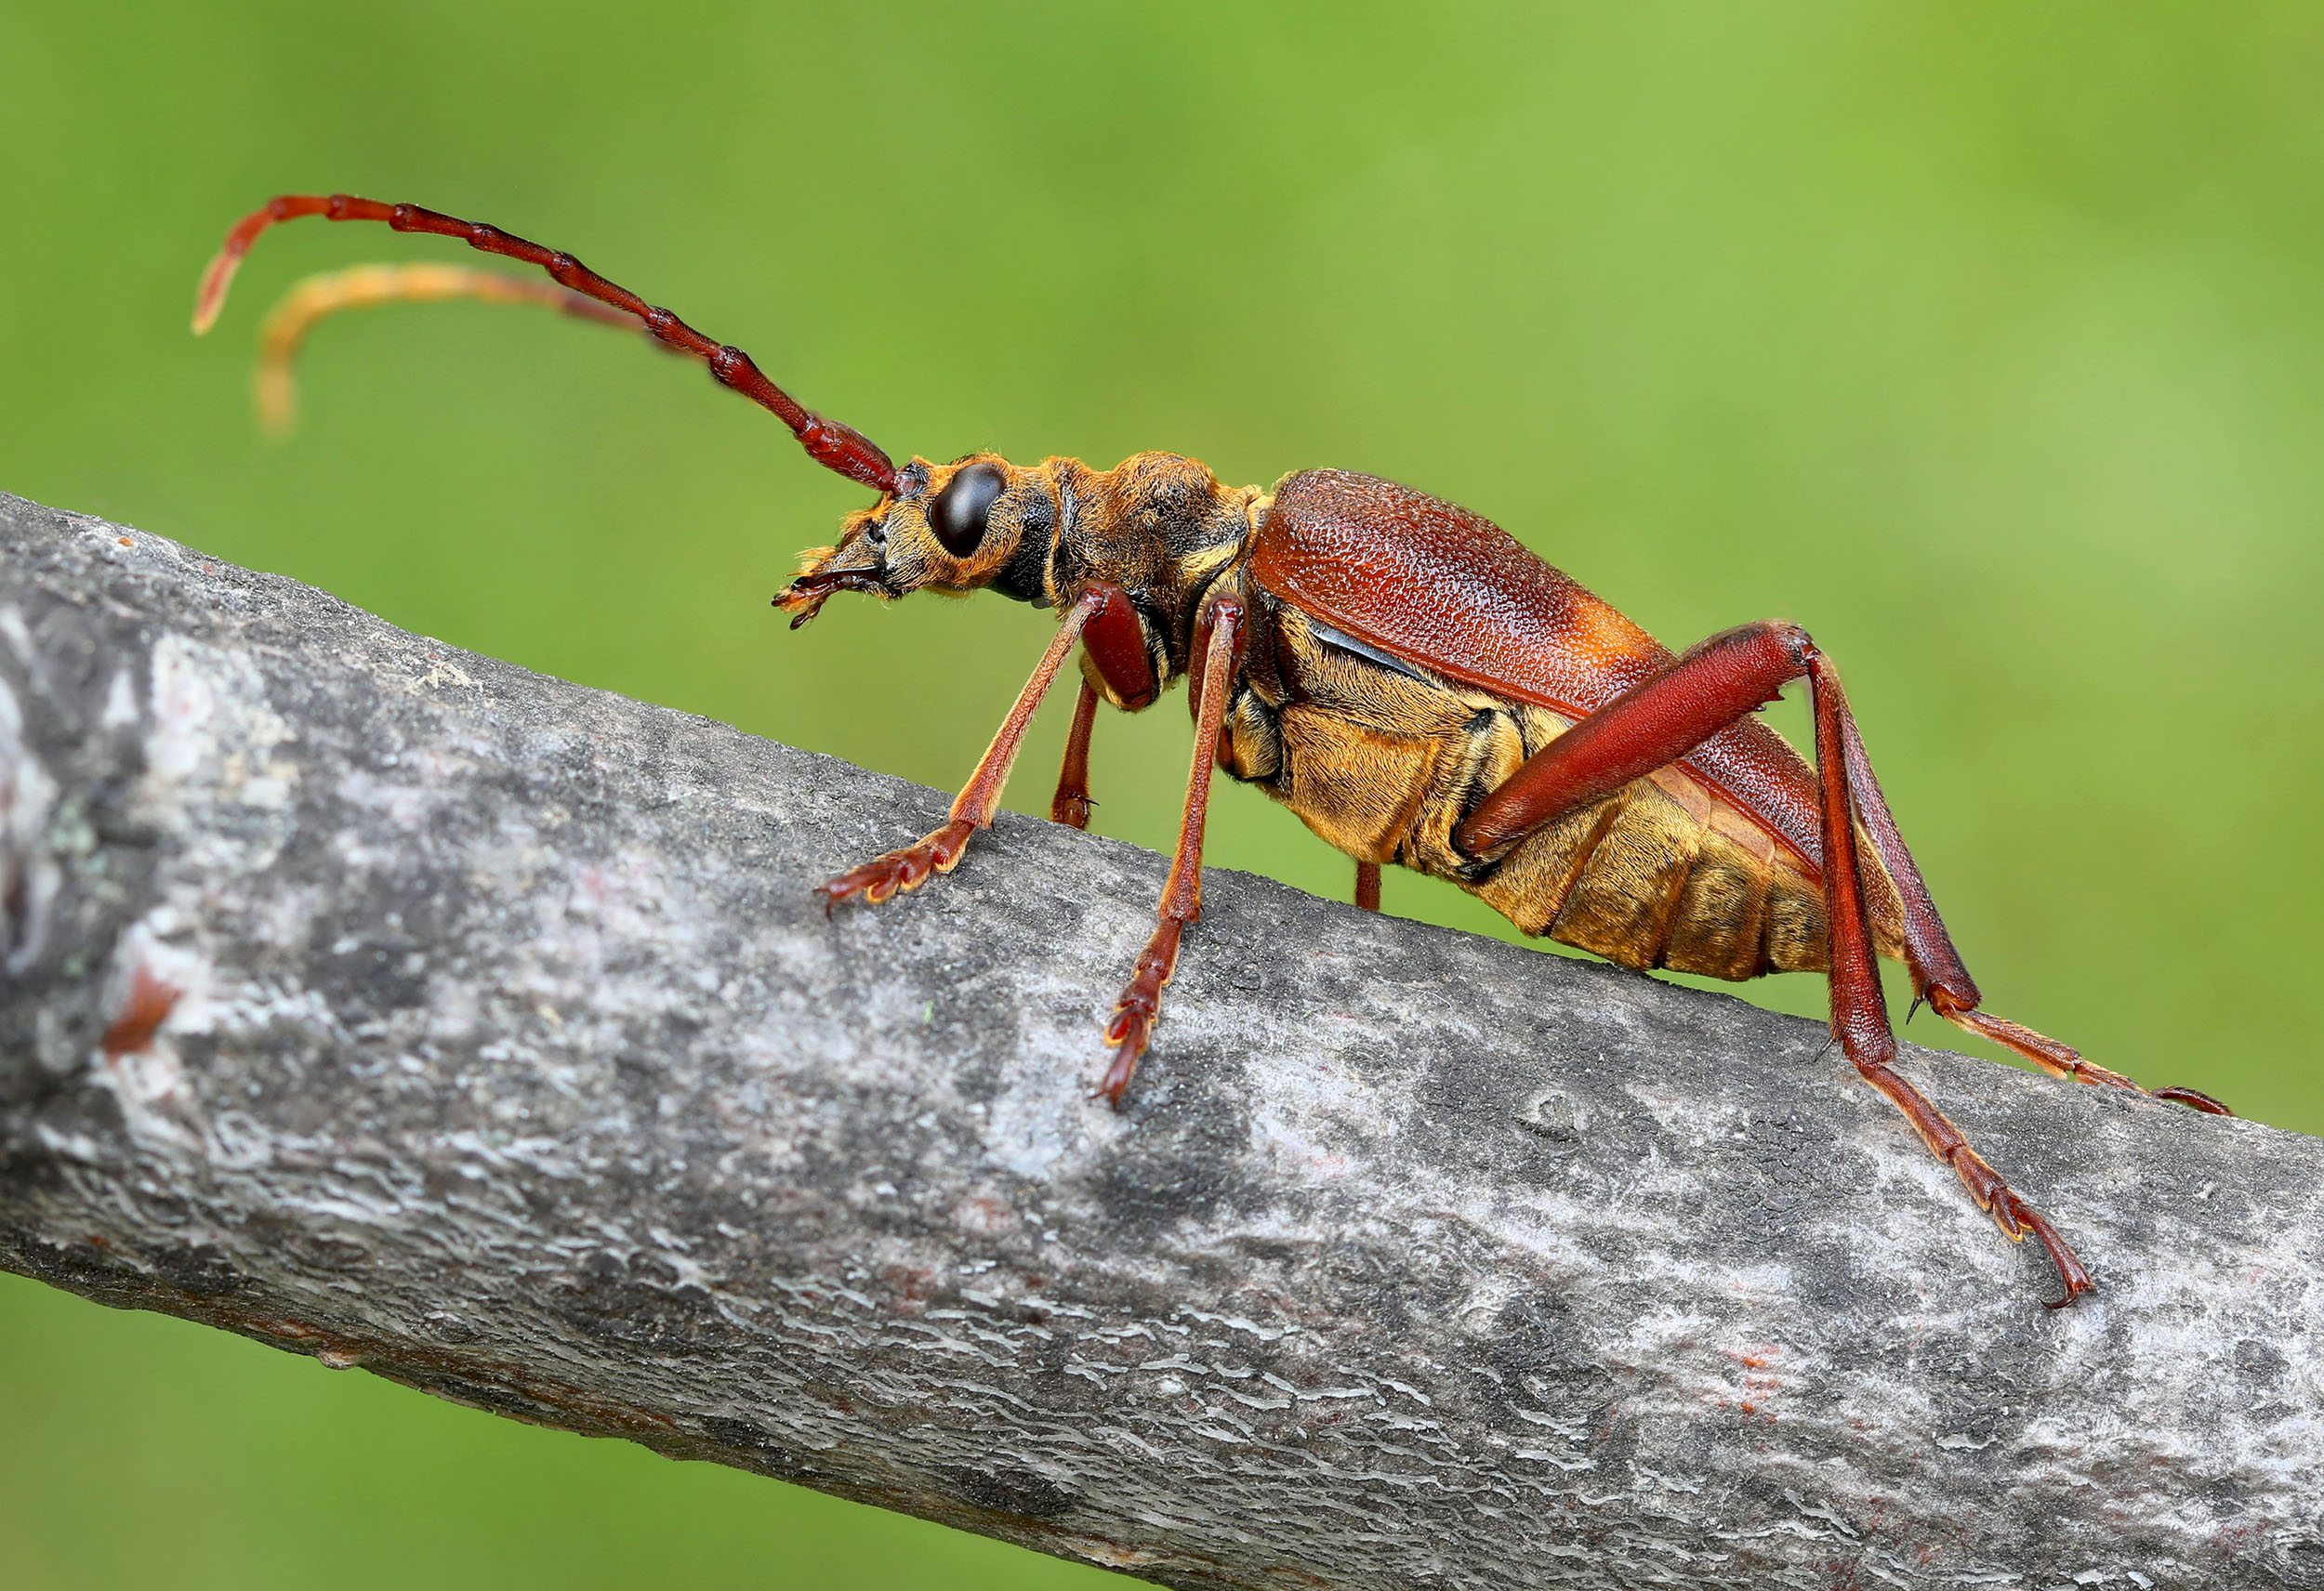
197;194;2232;1307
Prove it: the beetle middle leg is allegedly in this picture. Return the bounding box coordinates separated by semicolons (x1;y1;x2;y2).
1454;622;2118;1304
1052;585;1164;832
1099;597;1245;1106
1051;680;1101;829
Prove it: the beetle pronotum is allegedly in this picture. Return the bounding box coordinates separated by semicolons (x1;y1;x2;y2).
195;193;2232;1306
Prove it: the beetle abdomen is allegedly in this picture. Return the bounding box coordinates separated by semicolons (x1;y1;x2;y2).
1466;765;1880;979
1250;469;1832;867
1232;590;1903;981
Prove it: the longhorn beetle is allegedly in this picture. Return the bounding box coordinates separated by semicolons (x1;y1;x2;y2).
194;194;2233;1307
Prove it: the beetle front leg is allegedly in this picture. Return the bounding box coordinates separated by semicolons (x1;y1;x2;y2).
1099;597;1244;1106
818;588;1103;911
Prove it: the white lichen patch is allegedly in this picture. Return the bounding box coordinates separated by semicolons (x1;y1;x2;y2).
139;632;301;854
100;664;139;730
0;671;60;974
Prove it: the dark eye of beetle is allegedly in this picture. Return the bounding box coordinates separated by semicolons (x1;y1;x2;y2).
930;462;1008;558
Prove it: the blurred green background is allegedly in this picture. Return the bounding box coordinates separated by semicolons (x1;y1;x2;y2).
5;2;2322;1585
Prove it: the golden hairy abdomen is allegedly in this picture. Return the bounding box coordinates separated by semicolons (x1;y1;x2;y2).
1230;600;1905;980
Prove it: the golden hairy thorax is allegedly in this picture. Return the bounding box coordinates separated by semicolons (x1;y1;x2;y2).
1219;572;1907;980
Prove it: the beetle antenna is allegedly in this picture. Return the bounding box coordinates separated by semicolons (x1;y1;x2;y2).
193;194;901;495
252;263;648;438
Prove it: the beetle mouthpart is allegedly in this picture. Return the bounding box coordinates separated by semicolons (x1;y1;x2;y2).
773;568;886;629
773;586;830;628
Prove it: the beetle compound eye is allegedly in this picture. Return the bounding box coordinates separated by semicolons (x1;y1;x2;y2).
930;462;1008;557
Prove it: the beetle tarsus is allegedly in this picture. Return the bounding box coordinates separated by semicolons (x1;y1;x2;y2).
1100;920;1183;1108
2013;1200;2099;1308
1929;993;2232;1113
1095;1028;1148;1111
1936;1134;2097;1305
2153;1085;2235;1115
817;820;976;912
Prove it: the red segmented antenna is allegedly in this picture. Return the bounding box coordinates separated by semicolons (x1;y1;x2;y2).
193;193;902;495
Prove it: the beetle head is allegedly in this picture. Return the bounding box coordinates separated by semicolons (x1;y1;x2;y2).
775;454;1061;626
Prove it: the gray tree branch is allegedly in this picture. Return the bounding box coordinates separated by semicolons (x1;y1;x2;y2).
1;488;2318;1590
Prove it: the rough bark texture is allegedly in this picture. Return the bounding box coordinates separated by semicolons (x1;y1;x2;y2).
2;488;2319;1590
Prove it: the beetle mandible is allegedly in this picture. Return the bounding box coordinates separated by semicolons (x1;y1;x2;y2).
193;193;2234;1307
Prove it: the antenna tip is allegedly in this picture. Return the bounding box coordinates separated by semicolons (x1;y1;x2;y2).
191;248;241;335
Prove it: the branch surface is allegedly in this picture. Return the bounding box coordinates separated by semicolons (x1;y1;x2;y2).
2;490;2319;1590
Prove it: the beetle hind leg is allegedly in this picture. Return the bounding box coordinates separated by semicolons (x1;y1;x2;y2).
1824;703;2237;1116
1849;1042;2096;1305
1802;651;2097;1305
1450;621;2102;1304
1921;993;2234;1114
